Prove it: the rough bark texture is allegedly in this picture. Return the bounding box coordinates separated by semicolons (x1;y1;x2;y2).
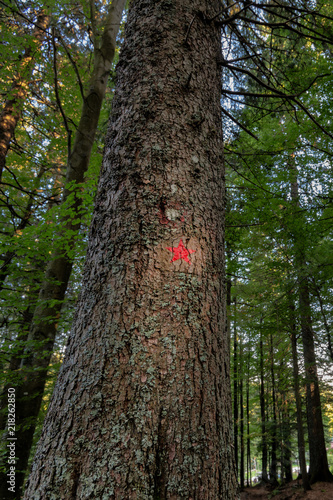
0;2;125;498
0;13;49;181
24;0;238;498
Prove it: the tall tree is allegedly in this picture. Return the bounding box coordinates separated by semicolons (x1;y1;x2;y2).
23;0;238;498
290;171;333;484
0;10;49;181
0;0;126;497
289;296;310;491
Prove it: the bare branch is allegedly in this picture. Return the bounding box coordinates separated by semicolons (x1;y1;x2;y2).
51;27;72;160
221;106;259;140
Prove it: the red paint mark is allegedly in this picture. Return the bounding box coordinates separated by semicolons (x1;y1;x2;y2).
166;239;195;264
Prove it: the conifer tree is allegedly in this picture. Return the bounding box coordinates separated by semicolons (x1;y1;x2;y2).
23;0;238;497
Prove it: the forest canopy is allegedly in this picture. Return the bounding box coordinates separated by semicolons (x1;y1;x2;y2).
0;0;333;498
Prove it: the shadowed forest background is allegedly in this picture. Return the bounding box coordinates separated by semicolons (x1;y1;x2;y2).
1;0;333;498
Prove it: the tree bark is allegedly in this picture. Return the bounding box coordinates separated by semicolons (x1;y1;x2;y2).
233;297;239;477
239;375;244;490
246;355;251;487
239;331;244;490
290;176;333;484
298;278;332;483
280;390;292;484
23;0;238;498
0;13;49;181
311;278;333;360
0;2;126;498
289;298;311;490
259;325;268;483
269;333;278;486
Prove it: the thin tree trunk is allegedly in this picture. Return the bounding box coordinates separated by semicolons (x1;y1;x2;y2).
239;330;244;490
0;13;49;181
23;0;238;497
240;370;245;490
0;303;34;429
290;176;333;484
246;354;251;487
233;297;239;477
280;390;292;483
226;277;231;352
0;167;60;433
0;162;47;291
269;333;278;486
260;325;268;483
0;2;126;498
289;298;311;490
311;278;333;360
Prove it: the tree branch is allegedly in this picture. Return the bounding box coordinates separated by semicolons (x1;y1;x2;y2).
51;27;72;160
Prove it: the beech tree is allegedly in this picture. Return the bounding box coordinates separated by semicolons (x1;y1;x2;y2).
0;0;125;496
0;11;49;181
23;0;238;498
2;0;333;497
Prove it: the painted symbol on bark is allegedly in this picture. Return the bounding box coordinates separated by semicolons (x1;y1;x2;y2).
166;239;195;264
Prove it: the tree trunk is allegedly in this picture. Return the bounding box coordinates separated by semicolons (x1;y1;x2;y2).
0;2;126;498
239;331;244;490
290;177;333;484
0;162;47;291
23;1;238;498
280;390;292;484
289;297;311;490
0;13;49;181
269;333;278;486
239;375;245;490
259;326;268;483
311;278;333;360
299;278;332;483
233;297;239;477
246;355;251;487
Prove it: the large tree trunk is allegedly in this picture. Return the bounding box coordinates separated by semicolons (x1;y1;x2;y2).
289;298;311;491
290;176;333;484
0;2;126;498
0;13;49;181
23;1;238;498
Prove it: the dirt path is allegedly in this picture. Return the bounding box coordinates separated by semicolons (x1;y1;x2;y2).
240;481;333;500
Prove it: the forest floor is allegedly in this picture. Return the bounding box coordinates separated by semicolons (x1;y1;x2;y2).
240;480;333;500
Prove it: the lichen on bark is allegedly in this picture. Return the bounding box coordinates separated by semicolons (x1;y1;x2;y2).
24;1;238;498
